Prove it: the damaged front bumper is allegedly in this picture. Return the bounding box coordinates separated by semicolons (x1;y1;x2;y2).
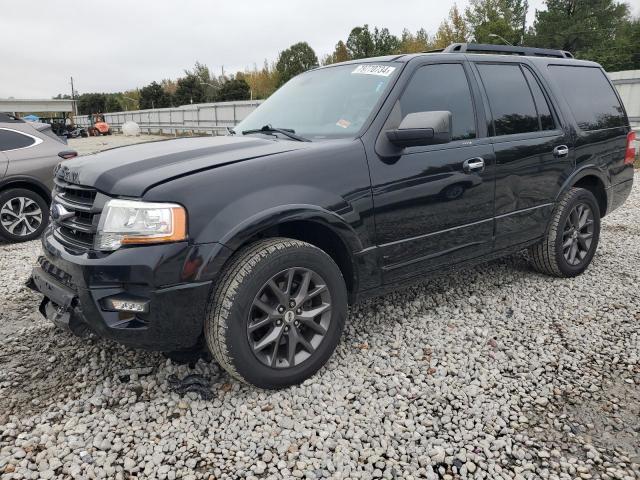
26;232;226;351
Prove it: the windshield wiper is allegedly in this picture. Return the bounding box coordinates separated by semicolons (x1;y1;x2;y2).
242;124;311;142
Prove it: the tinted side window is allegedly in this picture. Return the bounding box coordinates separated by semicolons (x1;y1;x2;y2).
399;63;476;141
522;67;555;131
548;65;625;131
477;64;539;136
0;129;36;151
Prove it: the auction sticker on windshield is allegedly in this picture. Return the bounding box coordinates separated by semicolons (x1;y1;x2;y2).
352;65;396;76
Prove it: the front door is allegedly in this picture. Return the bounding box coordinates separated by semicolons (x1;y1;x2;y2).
369;62;496;284
471;61;574;249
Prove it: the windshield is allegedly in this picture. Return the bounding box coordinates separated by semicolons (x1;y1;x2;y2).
236;62;399;140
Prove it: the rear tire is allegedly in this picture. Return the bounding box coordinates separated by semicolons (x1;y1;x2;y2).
204;238;348;389
528;187;600;277
0;188;49;242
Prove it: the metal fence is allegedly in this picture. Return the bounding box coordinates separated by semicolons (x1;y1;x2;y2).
610;70;640;133
72;70;638;139
73;100;262;135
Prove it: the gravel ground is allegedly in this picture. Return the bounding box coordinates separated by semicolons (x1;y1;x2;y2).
1;171;639;480
67;134;167;156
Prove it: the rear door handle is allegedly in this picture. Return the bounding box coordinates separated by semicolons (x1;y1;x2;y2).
463;157;485;173
553;145;569;157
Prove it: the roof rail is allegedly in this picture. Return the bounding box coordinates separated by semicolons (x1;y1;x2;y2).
443;43;574;59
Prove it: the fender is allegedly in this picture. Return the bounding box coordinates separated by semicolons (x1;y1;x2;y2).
554;163;609;204
0;174;53;202
219;203;364;254
541;164;610;237
554;163;610;213
195;204;366;291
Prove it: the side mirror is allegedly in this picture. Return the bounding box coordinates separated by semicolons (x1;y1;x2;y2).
386;111;452;148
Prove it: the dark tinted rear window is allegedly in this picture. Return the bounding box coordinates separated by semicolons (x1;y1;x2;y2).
477;64;539;136
548;65;625;131
0;129;36;151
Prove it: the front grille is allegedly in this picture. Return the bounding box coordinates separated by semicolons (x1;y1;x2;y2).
52;178;100;251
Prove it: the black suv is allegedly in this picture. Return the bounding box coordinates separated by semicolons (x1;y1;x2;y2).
29;44;635;389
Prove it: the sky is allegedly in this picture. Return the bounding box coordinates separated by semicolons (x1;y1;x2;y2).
1;0;635;99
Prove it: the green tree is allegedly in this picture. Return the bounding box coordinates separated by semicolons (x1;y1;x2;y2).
323;40;351;65
185;61;219;101
217;77;251;101
465;0;528;45
346;25;376;58
174;74;206;106
399;28;431;53
244;61;280;99
346;25;402;58
104;95;122;113
433;5;472;48
372;27;401;55
528;0;632;70
276;42;319;86
77;93;107;115
139;81;173;109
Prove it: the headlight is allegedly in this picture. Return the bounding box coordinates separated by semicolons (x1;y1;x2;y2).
95;199;187;251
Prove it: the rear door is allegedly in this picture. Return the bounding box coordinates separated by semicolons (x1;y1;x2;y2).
471;61;573;249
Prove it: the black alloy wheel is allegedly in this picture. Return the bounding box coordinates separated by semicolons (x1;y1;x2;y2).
247;267;332;369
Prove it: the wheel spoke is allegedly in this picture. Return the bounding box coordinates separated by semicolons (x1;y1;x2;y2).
297;333;315;355
5;218;23;234
563;237;573;250
569;208;579;229
578;208;590;229
299;303;331;320
300;318;327;335
304;284;327;302
568;241;578;264
253;298;274;315
253;325;284;352
284;268;295;295
248;315;274;333
15;197;25;216
268;328;285;367
577;233;592;250
0;206;18;218
286;329;298;366
294;270;312;303
267;279;287;305
23;221;35;234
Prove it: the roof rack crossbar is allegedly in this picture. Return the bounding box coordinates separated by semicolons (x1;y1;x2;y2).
443;43;573;59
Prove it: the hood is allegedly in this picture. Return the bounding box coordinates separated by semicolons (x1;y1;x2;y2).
54;135;311;196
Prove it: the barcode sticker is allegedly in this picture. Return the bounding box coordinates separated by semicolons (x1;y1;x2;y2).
352;65;396;77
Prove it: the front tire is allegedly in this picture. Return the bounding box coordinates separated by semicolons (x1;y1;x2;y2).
0;188;49;242
528;187;600;277
205;238;348;389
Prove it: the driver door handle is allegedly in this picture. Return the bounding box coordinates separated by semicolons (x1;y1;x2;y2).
463;157;485;173
553;145;570;158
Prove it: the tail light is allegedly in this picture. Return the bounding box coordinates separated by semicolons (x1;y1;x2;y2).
58;150;78;160
624;131;637;165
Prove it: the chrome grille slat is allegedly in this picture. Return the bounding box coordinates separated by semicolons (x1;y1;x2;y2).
52;179;100;251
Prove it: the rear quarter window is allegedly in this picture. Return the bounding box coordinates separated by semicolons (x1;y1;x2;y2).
548;65;626;131
0;128;38;151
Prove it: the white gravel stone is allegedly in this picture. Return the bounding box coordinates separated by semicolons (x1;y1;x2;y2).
1;171;639;479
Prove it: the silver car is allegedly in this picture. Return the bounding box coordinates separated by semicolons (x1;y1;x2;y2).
0;113;76;242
